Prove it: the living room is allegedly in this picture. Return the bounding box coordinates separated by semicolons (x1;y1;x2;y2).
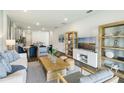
0;10;124;83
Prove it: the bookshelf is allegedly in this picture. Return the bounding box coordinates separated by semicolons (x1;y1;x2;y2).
102;46;124;51
99;20;124;78
102;35;124;38
102;57;124;64
65;32;78;56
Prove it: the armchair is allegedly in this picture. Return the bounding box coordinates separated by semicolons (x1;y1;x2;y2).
37;46;48;57
57;67;119;83
29;46;37;58
17;46;26;53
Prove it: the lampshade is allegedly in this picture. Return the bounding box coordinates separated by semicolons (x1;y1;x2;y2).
6;40;15;46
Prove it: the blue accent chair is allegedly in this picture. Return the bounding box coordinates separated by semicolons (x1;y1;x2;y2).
48;45;52;54
29;46;37;58
18;46;26;53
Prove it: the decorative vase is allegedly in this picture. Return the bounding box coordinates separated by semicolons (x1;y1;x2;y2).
105;51;114;58
49;54;57;64
51;55;57;63
113;39;119;48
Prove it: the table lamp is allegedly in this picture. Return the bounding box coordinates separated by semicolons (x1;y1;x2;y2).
6;40;15;50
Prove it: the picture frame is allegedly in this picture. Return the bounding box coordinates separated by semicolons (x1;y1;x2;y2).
58;34;64;43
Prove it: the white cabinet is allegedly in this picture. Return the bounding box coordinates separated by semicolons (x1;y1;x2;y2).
73;48;98;68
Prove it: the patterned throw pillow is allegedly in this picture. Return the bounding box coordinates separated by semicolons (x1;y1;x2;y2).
11;51;20;61
0;62;7;79
1;52;10;63
7;51;14;62
2;51;20;63
0;58;12;73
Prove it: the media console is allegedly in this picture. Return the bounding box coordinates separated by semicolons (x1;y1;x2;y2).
73;48;98;68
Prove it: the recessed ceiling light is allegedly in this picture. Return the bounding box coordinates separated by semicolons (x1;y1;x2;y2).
27;26;31;29
24;10;28;12
64;18;68;22
42;27;45;30
36;22;40;26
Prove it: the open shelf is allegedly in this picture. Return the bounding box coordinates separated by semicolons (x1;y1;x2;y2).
102;46;124;51
99;21;124;78
65;32;78;56
102;35;124;38
102;56;124;64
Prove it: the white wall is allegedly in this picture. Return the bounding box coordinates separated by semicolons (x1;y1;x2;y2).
52;10;124;52
2;11;8;50
0;11;3;51
49;31;53;45
26;31;32;46
0;11;8;51
32;31;49;46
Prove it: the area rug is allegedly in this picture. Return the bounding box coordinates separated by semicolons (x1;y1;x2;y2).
26;61;80;83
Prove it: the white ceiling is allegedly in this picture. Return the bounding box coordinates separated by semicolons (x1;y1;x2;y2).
6;10;101;31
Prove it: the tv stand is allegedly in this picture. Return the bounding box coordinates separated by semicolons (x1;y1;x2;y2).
73;48;98;68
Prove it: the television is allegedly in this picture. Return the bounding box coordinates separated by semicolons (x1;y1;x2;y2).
78;37;96;52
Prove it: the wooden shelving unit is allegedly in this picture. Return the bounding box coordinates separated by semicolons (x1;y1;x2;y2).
65;32;78;56
102;56;124;64
102;46;124;51
99;20;124;78
102;35;124;38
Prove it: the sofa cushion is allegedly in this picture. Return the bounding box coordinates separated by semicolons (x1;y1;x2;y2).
9;65;26;74
11;58;27;69
0;58;12;73
1;52;10;63
0;69;26;83
7;51;14;62
80;69;114;83
1;51;20;63
19;53;27;58
11;51;20;61
0;51;4;55
0;62;7;79
65;72;83;83
0;52;27;83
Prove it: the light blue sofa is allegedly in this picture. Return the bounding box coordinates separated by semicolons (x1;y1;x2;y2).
0;51;27;83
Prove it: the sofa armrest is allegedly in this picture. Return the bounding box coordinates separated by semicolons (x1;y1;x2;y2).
104;76;119;83
19;53;27;58
0;70;26;83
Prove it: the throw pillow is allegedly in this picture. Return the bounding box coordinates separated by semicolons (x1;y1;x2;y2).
0;62;7;79
12;51;20;60
1;52;10;63
10;65;26;74
7;51;14;62
0;58;12;73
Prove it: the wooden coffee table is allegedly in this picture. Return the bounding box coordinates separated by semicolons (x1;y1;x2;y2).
39;56;69;81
